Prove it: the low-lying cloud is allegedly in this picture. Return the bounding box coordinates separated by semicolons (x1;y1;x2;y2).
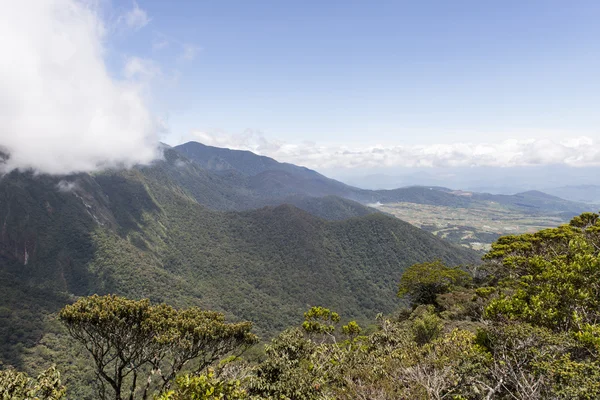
188;131;600;170
56;179;77;192
0;0;160;175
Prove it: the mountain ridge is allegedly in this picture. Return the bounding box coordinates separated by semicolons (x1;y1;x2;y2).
174;141;597;215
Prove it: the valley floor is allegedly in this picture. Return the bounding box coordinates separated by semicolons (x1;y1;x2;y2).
377;201;566;251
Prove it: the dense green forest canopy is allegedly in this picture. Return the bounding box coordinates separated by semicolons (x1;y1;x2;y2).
3;211;600;399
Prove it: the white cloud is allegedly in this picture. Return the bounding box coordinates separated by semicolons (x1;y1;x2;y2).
56;179;77;192
0;0;161;175
186;130;600;170
122;1;150;30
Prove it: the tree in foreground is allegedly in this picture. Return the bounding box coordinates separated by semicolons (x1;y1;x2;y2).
484;213;600;344
398;260;472;306
59;295;258;400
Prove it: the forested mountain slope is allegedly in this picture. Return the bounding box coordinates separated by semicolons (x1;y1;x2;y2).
153;147;376;219
0;148;478;383
282;195;377;220
174;141;326;179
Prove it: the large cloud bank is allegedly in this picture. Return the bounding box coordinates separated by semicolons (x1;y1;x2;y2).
190;131;600;170
0;0;159;175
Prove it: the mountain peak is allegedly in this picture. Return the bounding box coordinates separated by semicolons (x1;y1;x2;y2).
516;190;564;200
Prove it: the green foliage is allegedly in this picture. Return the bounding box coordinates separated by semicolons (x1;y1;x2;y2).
409;305;443;345
436;288;487;323
4;141;600;400
541;356;600;399
474;322;587;399
100;162;479;338
398;260;472;306
481;211;600;273
486;241;600;332
485;215;600;335
59;295;257;400
0;365;66;400
0;272;70;370
405;329;488;399
302;307;340;337
341;321;361;338
249;311;488;400
473;215;600;397
156;370;247;400
249;328;324;400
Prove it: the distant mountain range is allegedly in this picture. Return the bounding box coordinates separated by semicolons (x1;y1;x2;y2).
171;142;598;253
543;185;600;204
338;165;600;198
174;141;597;216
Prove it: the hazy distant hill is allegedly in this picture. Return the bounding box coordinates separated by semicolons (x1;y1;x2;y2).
469;189;595;215
543;185;600;204
174;141;596;215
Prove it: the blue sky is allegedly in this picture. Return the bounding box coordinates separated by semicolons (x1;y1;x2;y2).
3;0;600;177
106;0;600;147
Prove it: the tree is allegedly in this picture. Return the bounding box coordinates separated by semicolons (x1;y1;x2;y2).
248;328;323;400
389;329;487;400
250;307;364;400
0;365;66;400
398;260;472;306
483;211;600;281
486;238;600;333
472;213;600;398
409;305;443;345
59;295;257;400
484;223;600;338
474;323;575;400
302;306;340;339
